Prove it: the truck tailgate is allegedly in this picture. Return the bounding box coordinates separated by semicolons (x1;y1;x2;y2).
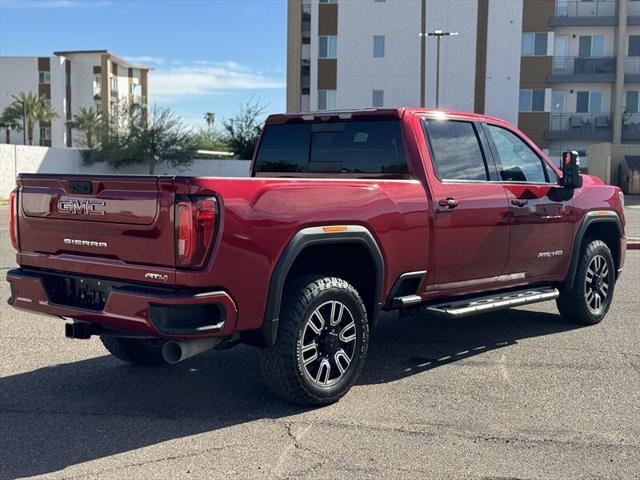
16;175;177;276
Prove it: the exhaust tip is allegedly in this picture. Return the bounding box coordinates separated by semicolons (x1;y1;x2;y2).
162;341;183;364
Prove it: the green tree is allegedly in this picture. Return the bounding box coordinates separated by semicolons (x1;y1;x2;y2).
83;104;197;175
222;98;266;159
72;107;102;148
193;127;227;151
0;108;22;144
204;112;215;130
5;92;59;145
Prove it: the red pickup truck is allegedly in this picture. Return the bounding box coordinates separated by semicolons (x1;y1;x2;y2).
7;108;626;406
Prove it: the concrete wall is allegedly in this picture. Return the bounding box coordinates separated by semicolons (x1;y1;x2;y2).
588;142;640;185
0;144;251;199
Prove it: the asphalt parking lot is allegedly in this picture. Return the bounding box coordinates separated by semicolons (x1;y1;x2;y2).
1;206;639;480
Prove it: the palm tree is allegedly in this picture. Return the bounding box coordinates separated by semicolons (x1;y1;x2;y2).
5;92;59;145
72;107;102;148
0;108;22;144
204;112;215;131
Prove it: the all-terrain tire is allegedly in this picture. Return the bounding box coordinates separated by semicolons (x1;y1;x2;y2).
557;239;615;325
100;335;169;366
258;276;369;406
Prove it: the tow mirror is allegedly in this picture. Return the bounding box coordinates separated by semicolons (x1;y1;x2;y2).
560;150;583;189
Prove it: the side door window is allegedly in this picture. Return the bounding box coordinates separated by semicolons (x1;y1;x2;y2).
485;124;548;183
422;120;489;181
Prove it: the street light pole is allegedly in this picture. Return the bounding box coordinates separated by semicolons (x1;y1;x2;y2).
427;30;459;109
23;100;27;145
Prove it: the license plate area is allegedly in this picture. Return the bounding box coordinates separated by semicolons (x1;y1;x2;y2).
42;274;114;311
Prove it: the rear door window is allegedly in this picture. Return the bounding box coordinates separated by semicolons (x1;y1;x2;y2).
422;120;489;181
254;119;409;177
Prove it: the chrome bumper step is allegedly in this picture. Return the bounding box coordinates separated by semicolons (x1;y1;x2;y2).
424;287;560;318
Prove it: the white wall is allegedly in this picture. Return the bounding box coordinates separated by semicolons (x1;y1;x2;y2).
484;0;523;125
0;144;251;199
336;0;421;109
0;57;39;145
424;0;479;111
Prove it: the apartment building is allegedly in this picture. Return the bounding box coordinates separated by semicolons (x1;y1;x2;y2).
287;0;640;167
0;50;150;148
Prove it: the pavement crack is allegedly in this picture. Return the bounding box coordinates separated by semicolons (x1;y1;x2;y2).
58;443;246;480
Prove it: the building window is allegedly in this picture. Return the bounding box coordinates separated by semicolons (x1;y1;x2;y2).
551;90;566;112
373;35;385;58
576;91;602;113
521;33;547;56
626;91;639;113
372;89;384;107
519;89;545;112
39;127;51;140
319;0;337;3
38;71;51;84
629;35;640;57
579;35;604;57
318;90;336;110
319;36;337;58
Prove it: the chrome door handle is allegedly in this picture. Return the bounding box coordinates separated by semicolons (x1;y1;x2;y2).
511;199;529;207
439;198;459;209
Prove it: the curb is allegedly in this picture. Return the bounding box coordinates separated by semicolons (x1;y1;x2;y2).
628;239;640;250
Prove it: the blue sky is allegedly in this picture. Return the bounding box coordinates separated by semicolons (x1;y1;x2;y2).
0;0;287;129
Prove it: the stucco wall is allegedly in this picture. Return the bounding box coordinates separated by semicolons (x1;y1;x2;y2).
0;144;251;199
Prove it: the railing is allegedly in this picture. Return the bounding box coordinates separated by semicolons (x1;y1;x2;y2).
623;112;640;139
555;0;616;17
131;95;146;105
550;113;612;132
93;89;101;100
552;56;616;75
625;56;640;74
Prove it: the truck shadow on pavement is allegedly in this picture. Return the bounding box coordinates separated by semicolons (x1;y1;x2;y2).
0;308;582;479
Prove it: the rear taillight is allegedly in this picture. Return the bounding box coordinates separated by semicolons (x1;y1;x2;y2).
9;189;18;250
175;196;218;268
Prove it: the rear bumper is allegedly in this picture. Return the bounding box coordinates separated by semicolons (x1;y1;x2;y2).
6;269;238;339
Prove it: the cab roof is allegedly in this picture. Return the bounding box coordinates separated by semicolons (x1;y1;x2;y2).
265;108;509;126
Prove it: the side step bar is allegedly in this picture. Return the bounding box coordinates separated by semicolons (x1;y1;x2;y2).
423;287;560;318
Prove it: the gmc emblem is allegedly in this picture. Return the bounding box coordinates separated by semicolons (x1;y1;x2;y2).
58;198;106;216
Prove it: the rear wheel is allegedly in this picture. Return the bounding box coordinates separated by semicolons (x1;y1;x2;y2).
259;276;369;406
100;335;168;366
557;239;615;325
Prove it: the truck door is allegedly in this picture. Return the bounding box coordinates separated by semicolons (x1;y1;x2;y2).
482;123;574;279
419;117;511;291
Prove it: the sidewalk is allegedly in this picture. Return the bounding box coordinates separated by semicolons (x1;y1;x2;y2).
625;195;640;249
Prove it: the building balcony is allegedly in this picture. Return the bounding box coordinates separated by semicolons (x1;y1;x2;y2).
545;113;613;140
110;90;119;101
131;94;146;105
623;113;640;141
93;90;101;100
551;0;617;26
548;56;616;83
624;56;640;81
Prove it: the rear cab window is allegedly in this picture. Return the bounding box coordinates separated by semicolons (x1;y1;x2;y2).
254;118;410;178
422;119;490;182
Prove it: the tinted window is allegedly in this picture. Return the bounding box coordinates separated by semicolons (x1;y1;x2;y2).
255;120;409;176
254;124;310;173
486;124;548;183
423;120;488;181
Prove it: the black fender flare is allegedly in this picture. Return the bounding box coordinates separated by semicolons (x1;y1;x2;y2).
254;225;385;348
565;210;623;291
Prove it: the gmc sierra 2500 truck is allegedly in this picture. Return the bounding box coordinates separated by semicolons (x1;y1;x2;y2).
7;109;626;406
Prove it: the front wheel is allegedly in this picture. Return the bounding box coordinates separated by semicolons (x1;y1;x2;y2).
258;276;369;406
557;239;616;325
